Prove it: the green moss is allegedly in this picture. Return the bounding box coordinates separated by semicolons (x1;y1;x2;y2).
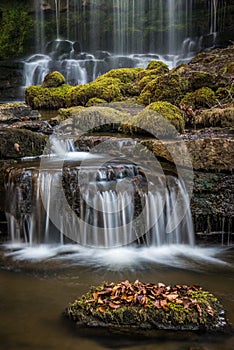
222;62;234;74
138;74;188;106
96;68;143;97
146;61;169;71
42;71;66;88
136;66;169;93
86;97;107;107
216;85;234;104
120;107;179;137
195;106;234;128
186;72;217;91
25;84;72;109
180;87;217;109
146;101;185;133
67;77;123;107
99;67;143;84
59;106;130;133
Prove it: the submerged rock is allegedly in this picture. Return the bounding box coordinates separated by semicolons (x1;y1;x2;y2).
65;280;231;333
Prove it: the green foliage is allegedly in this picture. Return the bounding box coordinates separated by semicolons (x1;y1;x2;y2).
0;5;33;59
180;87;217;109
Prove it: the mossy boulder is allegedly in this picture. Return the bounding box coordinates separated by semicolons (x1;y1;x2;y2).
194;106;234;128
146;102;185;133
67;77;123;107
86;98;107;107
25;84;72;109
0;128;47;159
0;102;40;122
146;61;169;71
65;280;230;333
136;65;169;92
138;74;188;106
120;108;179;138
58;106;130;134
180;87;217;109
96;68;143;97
42;71;66;88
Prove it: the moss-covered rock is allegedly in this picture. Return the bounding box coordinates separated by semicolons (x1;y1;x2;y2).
120;108;179;138
0;102;40;122
65;280;230;333
146;102;185;133
0;128;47;159
195;106;234;128
138;74;188;106
141;137;234;172
58;106;130;134
67;77;123;107
25;84;72;109
86;97;107;107
42;71;66;88
95;68;144;97
180;87;217;109
146;61;169;71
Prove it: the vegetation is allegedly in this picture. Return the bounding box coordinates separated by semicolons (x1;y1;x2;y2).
0;3;33;59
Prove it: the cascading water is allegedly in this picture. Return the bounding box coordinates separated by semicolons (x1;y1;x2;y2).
23;0;226;87
4;137;194;249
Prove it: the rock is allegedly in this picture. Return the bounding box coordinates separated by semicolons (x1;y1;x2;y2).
0;128;47;159
65;280;231;333
0;103;40;123
194;105;234;128
42;71;66;88
141;138;234;172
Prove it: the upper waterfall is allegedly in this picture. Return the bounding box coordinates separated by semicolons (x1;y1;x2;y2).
23;0;226;87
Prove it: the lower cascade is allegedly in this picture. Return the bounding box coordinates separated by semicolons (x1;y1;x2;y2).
5;143;194;248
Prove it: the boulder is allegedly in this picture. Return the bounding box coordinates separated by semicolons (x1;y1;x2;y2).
0;128;47;159
0;102;40;123
65;280;231;333
141;138;234;172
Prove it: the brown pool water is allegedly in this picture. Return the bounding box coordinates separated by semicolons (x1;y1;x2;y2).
0;244;233;350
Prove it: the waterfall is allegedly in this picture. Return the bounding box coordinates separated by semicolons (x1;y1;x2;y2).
5;146;194;248
23;0;227;87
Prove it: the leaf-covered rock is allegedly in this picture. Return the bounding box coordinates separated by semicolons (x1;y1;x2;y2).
65;280;230;332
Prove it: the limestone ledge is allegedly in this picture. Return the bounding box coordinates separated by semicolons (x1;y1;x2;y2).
141;137;234;172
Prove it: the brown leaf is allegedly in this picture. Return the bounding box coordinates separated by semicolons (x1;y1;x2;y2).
164;293;179;302
196;303;203;317
93;292;98;300
97;288;113;295
160;299;169;311
206;305;214;316
98;297;104;304
98;307;105;313
109;302;121;309
153;300;161;309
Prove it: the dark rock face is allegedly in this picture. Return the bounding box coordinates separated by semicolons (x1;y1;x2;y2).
0;61;24;101
0;103;40;122
0;128;47;160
